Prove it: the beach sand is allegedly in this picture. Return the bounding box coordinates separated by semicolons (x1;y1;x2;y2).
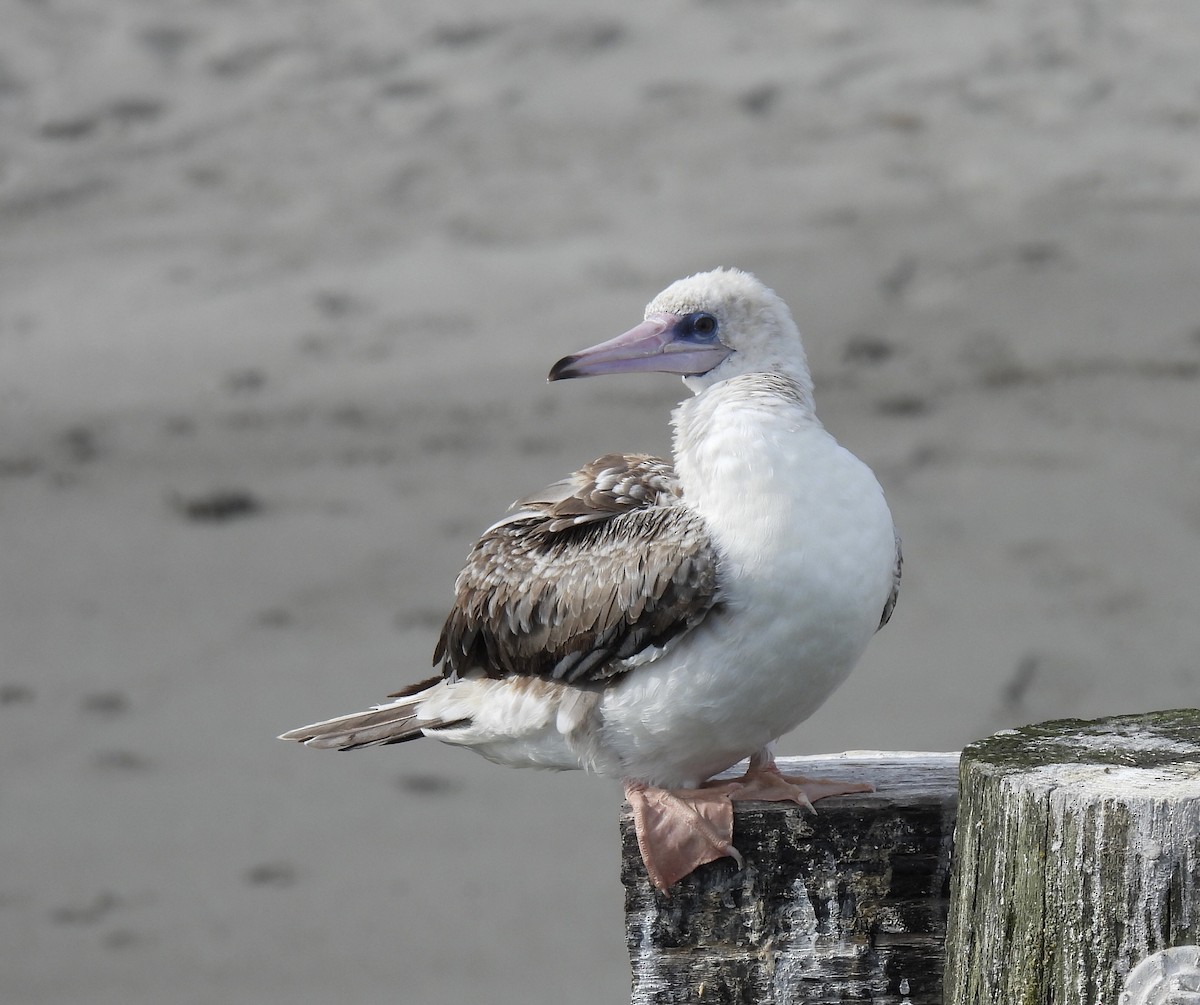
2;1;1198;1001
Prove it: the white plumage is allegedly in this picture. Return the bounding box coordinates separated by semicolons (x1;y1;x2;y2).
281;268;900;890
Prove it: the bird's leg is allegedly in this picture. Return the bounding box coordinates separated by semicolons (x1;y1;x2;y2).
718;747;875;807
623;779;744;894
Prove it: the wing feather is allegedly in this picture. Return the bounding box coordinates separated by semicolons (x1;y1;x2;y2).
434;454;720;685
878;529;902;631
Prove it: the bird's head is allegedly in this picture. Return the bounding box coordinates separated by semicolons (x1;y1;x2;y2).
548;268;811;397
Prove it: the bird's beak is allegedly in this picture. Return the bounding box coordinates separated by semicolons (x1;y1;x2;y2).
548;314;732;381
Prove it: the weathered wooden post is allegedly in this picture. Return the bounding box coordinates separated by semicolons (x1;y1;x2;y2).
944;709;1200;1005
622;752;960;1004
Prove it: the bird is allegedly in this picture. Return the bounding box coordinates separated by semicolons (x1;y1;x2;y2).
280;267;901;892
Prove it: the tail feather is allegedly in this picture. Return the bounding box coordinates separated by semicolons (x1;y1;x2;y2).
279;694;432;751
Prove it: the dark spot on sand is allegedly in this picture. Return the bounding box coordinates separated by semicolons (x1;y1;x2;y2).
397;773;462;797
739;84;779;116
906;443;950;470
380;78;435;100
51;892;121;926
61;425;101;464
960;331;1031;388
0;61;24;98
102;929;143;951
432;20;504;48
139;24;196;63
1003;654;1040;708
208;42;289;78
556;20;625;52
0;456;41;478
222;409;269;431
0;177;112;221
40;117;98;141
328;403;370;427
184;164;225;188
224;368;267;394
880;256;918;299
255;608;294;628
162;415;196;437
875;395;931;418
244;861;299;888
1015;240;1062;267
171;489;263;523
81;691;130;718
297;332;331;356
1140;359;1199;380
843;334;895;366
314;290;360;318
0;683;34;705
109;97;166;126
878;110;925;132
93;750;153;772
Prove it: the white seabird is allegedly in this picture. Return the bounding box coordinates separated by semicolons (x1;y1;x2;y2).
281;268;901;892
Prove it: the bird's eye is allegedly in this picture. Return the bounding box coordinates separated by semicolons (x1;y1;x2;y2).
681;312;719;341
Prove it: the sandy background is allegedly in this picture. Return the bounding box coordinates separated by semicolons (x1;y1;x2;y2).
2;1;1198;1002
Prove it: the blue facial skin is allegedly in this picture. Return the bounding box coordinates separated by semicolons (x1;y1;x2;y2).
673;312;721;344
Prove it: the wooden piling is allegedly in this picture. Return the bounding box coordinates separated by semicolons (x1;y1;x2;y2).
944;709;1200;1005
620;713;1200;1004
621;751;960;1004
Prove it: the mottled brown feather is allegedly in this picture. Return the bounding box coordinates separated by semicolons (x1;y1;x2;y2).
433;455;720;685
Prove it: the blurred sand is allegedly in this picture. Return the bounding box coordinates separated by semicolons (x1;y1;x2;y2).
2;1;1199;1002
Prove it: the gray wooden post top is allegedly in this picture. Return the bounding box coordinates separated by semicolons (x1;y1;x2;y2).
958;707;1200;777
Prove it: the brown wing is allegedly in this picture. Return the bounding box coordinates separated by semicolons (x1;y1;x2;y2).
433;454;721;685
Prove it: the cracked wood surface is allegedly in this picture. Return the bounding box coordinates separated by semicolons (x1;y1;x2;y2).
622;751;960;1005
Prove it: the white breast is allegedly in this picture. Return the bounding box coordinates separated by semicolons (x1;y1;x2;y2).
597;379;896;788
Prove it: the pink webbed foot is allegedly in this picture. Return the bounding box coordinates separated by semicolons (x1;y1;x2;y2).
624;780;744;894
625;753;874;893
719;750;875;809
